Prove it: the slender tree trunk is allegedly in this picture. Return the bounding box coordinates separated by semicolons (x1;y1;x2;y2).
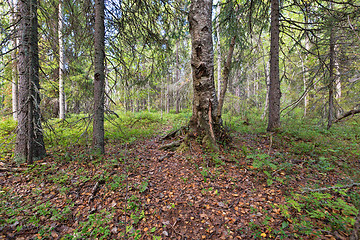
299;48;308;117
327;24;335;129
256;35;269;120
147;82;151;112
58;0;65;119
246;75;250;99
267;0;281;132
216;3;221;99
160;85;163;118
254;80;259;106
11;0;18;121
15;0;45;163
303;70;307;116
92;0;105;154
302;4;310;117
261;62;270;120
189;0;221;147
335;60;341;102
131;89;133;112
166;72;170;114
334;45;341;117
217;36;236;119
175;43;180;114
303;30;310;116
262;76;270;120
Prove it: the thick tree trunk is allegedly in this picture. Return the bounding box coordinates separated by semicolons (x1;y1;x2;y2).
15;0;45;163
92;0;105;154
267;0;281;132
58;0;65;120
11;0;18;121
189;0;220;146
217;36;236;119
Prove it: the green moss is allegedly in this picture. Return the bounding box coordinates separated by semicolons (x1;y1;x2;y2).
202;134;219;152
177;142;189;153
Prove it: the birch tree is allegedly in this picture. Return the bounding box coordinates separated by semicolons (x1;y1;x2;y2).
11;0;18;121
188;0;222;148
58;0;65;119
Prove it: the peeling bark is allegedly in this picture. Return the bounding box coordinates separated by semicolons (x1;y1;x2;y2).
188;0;221;145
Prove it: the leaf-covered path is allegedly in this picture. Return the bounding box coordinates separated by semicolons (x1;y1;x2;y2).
1;129;359;239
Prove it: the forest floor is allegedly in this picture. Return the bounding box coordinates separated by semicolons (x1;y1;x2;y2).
0;113;360;239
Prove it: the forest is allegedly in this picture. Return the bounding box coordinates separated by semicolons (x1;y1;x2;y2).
0;0;360;239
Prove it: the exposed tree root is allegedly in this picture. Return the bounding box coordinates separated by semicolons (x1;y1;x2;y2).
160;126;187;141
159;141;181;151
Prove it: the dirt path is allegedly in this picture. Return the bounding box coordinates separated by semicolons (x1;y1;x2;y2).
1;131;351;239
103;136;287;239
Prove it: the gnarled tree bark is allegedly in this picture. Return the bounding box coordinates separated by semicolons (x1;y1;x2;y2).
188;0;221;148
15;0;46;163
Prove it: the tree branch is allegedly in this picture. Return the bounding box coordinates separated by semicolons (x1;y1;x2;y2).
334;109;360;123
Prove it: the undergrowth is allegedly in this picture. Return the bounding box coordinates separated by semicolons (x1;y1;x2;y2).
0;110;359;238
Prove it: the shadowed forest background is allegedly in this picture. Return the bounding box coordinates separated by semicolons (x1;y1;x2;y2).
0;0;360;239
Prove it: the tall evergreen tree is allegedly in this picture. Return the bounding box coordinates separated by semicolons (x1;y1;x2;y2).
92;0;105;154
15;0;46;163
267;0;281;132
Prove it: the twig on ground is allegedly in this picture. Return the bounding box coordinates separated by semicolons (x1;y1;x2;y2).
302;182;360;193
159;141;181;151
170;219;185;238
0;167;26;173
88;179;105;203
158;152;174;162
